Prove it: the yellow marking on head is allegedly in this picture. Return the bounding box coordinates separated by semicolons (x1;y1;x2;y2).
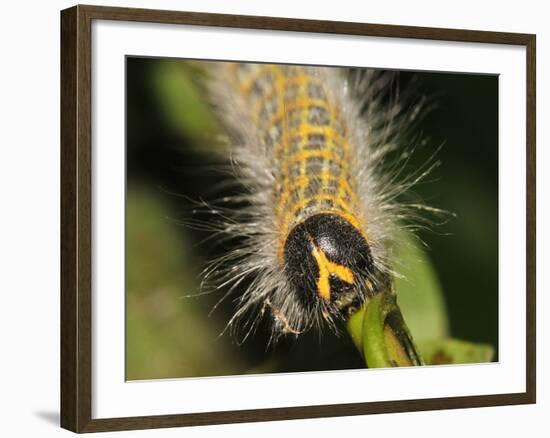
311;244;354;301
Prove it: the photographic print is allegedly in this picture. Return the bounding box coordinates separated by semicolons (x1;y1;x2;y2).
61;6;535;431
125;58;498;380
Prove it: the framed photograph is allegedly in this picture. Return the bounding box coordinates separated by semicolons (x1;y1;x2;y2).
60;4;536;433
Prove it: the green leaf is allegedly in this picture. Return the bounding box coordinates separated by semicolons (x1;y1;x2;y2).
153;60;221;148
393;229;450;342
419;338;494;365
126;188;245;380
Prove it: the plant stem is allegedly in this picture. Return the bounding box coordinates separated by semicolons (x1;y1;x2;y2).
346;292;424;368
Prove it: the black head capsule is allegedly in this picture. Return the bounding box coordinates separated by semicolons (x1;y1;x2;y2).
283;213;374;316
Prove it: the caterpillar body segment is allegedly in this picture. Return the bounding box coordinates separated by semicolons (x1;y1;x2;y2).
206;62;413;341
223;64;363;235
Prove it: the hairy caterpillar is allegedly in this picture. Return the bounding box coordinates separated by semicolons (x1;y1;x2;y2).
201;62;435;344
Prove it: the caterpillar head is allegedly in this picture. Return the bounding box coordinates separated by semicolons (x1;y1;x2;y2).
283;213;383;322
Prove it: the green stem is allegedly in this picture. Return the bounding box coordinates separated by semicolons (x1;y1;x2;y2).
346;292;424;368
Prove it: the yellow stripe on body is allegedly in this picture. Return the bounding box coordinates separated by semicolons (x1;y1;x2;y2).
225;63;366;259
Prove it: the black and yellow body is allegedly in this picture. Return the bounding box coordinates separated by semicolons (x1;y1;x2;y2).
215;62;422;366
220;63;391;321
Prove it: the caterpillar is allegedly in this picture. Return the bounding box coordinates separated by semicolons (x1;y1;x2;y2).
201;62;435;344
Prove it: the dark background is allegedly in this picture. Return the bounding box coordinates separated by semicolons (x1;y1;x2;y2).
126;57;498;379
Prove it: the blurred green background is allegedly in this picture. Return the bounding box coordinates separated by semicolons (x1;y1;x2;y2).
125;57;498;380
